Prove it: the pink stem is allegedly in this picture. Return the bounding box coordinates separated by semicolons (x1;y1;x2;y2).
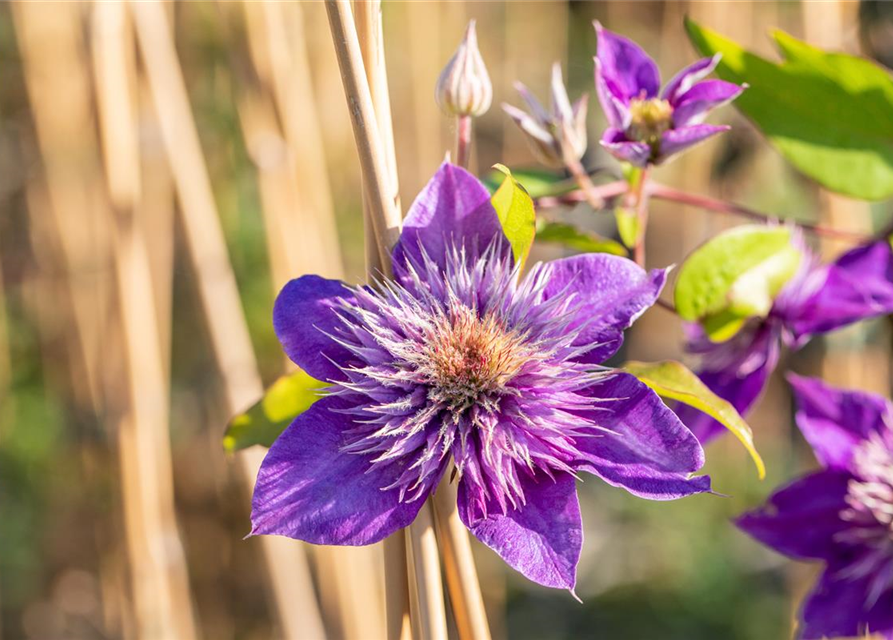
535;180;628;209
456;115;472;170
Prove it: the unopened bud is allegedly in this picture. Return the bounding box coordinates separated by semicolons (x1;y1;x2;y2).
435;20;492;118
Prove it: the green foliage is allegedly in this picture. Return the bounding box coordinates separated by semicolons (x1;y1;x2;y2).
535;220;627;256
491;164;538;268
614;207;639;249
674;225;801;342
623;360;765;478
686;19;893;201
224;369;328;452
482;166;576;199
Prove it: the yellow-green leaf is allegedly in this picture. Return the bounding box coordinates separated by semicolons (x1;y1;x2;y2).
623;360;766;479
491;164;537;269
224;369;328;453
614;207;639;249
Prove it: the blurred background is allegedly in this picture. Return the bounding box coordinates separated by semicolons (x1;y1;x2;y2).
1;1;891;639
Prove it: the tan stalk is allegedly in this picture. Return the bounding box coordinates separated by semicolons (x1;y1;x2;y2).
433;481;491;640
130;4;326;639
233;3;386;636
406;502;449;640
92;3;199;638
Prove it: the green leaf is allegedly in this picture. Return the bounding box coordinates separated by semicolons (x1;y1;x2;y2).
223;369;328;453
491;164;537;268
614;207;639;249
624;360;766;479
535;220;627;256
674;225;802;341
482;166;576;199
686;18;893;201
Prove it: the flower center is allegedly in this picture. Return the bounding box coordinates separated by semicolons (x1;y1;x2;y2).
421;305;532;413
842;433;893;538
628;98;673;144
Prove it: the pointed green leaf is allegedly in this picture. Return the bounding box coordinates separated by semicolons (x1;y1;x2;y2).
224;369;328;453
491;164;537;268
686;18;893;201
535;220;627;256
482;166;576;199
624;360;765;479
614;207;639;249
674;225;802;341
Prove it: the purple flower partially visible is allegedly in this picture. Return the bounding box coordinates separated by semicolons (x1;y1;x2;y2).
678;236;893;444
251;162;711;591
594;22;744;167
738;375;893;640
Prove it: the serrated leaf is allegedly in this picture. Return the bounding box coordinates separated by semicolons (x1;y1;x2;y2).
624;360;765;479
491;164;537;268
224;369;328;453
614;207;639;249
535;220;627;256
686;18;893;201
674;225;801;341
482;166;577;199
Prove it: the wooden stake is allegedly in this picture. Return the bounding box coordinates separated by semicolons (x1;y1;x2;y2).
130;4;326;638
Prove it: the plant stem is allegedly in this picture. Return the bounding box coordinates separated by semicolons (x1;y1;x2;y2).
563;154;608;211
534;180;628;209
456;115;472;170
433;480;491;640
648;183;871;243
630;168;650;267
325;0;401;275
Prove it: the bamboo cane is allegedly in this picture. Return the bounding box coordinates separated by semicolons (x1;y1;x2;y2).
130;4;326;638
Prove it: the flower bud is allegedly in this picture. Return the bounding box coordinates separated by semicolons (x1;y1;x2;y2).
435;20;492;118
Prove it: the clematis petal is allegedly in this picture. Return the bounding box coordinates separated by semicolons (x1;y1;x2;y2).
600;127;652;167
392;162;510;283
735;470;852;562
789;240;893;340
661;54;721;103
458;471;582;590
540;253;666;363
671;80;744;127
250;395;431;545
656;124;729;163
787;374;893;471
594;22;660;100
574;373;711;500
594;58;631;129
800;563;893;640
273;275;359;383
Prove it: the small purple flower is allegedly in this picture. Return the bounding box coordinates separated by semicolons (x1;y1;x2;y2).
251;162;710;591
738;375;893;639
594;22;744;167
678;236;893;444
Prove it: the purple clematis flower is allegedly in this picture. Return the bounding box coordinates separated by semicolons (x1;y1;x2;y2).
738;375;893;639
594;22;744;167
678;236;893;444
251;162;710;591
679;236;893;444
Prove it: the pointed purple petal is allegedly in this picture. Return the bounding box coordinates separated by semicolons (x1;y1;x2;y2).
789;240;893;339
600;127;652;167
656;124;729;164
594;58;631;129
661;55;720;102
594;22;660;100
541;253;666;363
392;162;509;283
735;470;852;562
273;275;358;383
671;80;744;127
787;374;893;471
574;373;711;500
458;471;582;590
250;395;430;545
800;563;893;640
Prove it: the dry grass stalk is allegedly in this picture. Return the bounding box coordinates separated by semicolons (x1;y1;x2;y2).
130;4;326;638
92;3;199;638
406;502;449;640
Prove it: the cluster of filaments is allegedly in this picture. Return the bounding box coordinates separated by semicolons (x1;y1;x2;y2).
329;243;609;516
627;95;673;145
836;425;893;604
